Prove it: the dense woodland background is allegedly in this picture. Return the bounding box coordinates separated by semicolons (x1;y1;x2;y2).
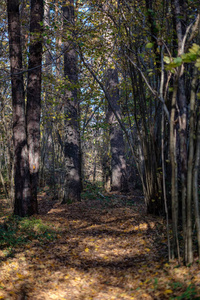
0;0;200;270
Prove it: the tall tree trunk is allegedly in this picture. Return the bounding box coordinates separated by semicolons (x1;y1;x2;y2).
187;67;198;259
26;0;44;214
170;78;180;261
193;104;200;258
62;0;81;203
173;0;192;264
106;68;128;193
7;0;31;216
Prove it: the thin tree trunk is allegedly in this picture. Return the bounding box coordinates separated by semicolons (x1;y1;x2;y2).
10;154;15;207
0;166;8;199
55;0;62;77
1;106;13;201
186;67;198;264
7;0;31;216
26;0;44;214
160;46;171;259
170;78;180;261
193;104;200;258
173;0;188;263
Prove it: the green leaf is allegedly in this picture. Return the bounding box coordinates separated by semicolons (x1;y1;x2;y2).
146;43;153;49
189;43;200;55
163;56;171;64
174;57;182;66
182;53;197;63
195;58;200;70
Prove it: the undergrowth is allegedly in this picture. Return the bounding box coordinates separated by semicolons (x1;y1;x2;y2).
82;181;110;201
0;216;57;251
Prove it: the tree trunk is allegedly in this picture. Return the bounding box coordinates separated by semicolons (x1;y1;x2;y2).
62;0;81;203
193;104;200;258
26;0;44;214
7;0;31;216
186;67;198;263
170;77;180;261
106;68;129;193
173;0;192;264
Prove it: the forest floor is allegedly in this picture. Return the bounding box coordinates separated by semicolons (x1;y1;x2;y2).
0;187;200;300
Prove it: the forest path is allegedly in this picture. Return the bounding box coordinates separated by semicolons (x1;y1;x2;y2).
0;192;199;299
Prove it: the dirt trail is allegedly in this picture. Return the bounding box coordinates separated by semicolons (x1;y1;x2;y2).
0;193;199;299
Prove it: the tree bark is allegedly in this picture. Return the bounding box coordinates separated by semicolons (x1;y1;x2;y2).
7;0;31;216
173;0;192;264
106;68;129;193
170;77;180;261
193;104;200;258
26;0;44;214
62;0;81;203
186;67;198;263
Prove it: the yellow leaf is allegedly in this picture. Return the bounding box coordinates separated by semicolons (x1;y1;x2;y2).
17;273;24;279
164;289;173;294
145;248;150;252
164;263;170;267
85;248;89;252
156;265;161;269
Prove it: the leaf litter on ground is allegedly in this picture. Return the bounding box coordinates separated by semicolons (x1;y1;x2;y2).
0;191;200;299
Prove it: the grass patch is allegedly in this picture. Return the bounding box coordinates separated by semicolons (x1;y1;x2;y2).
170;283;199;300
0;216;57;250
